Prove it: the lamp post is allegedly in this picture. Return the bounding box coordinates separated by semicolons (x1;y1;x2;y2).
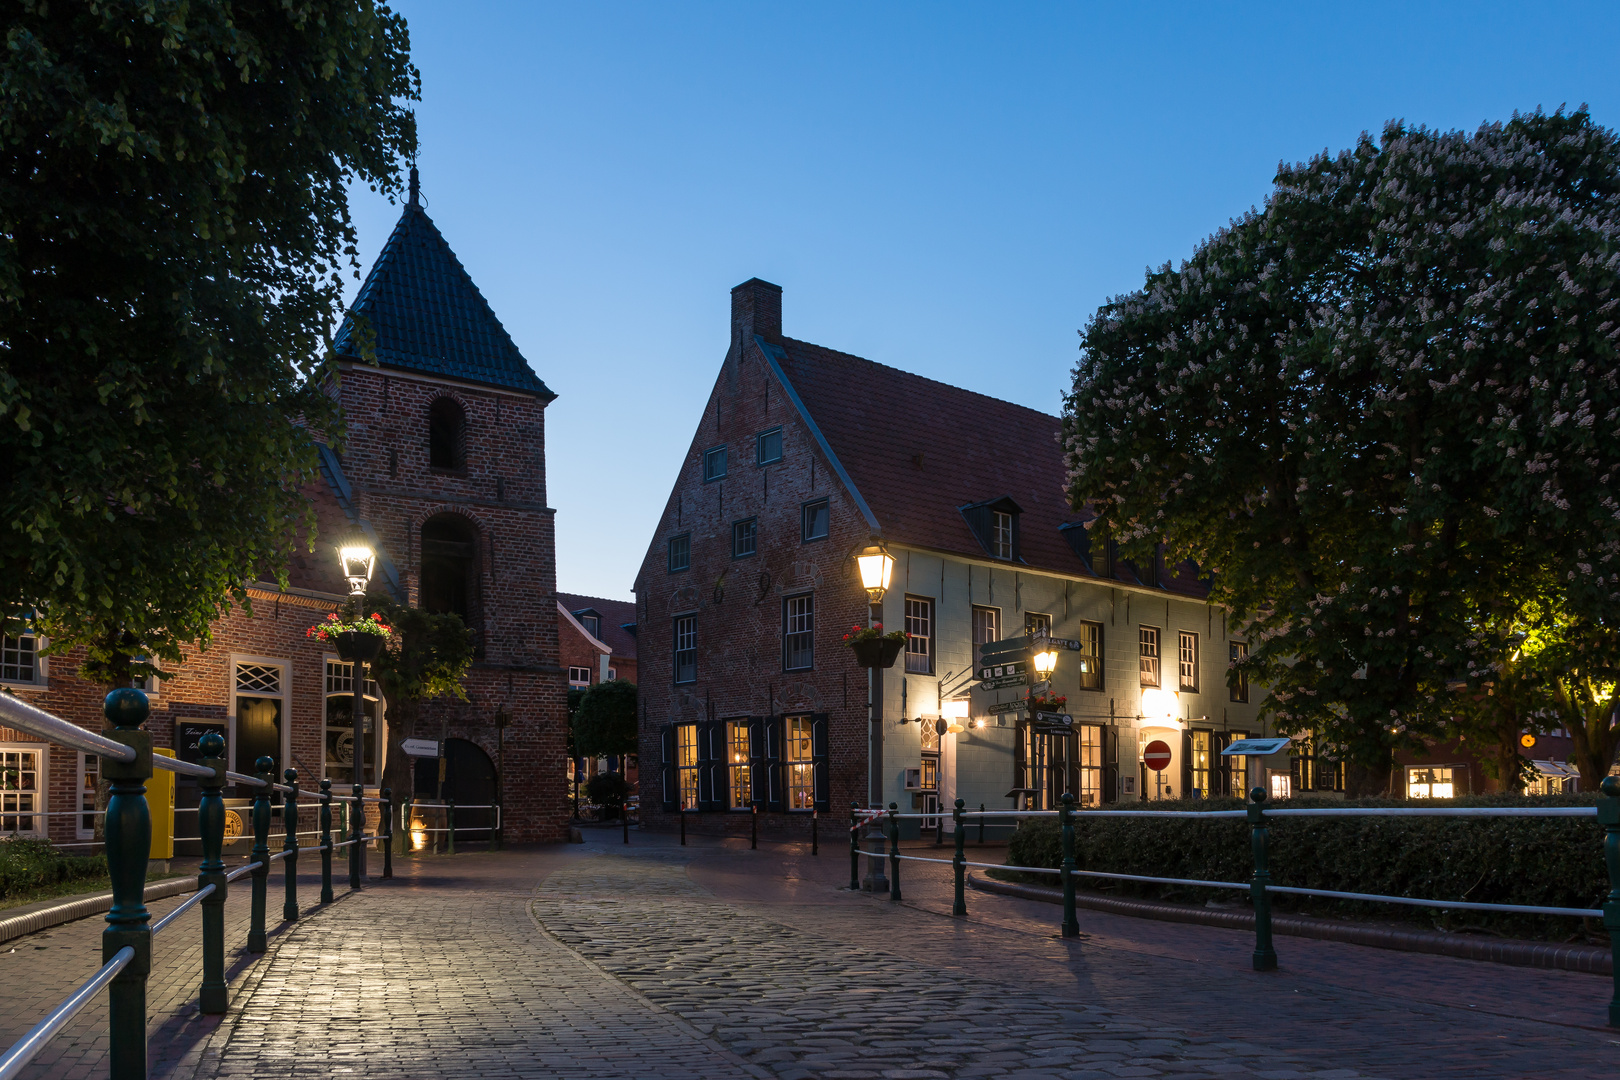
855;539;894;892
1028;635;1060;807
337;529;377;885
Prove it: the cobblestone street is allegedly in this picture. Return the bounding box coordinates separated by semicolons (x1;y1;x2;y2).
2;834;1616;1078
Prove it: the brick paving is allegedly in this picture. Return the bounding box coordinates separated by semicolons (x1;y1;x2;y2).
1;835;1616;1078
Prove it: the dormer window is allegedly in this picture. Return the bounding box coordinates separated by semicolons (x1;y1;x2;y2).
573;609;601;637
992;511;1013;560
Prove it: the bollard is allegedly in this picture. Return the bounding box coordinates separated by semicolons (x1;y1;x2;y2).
1599;776;1620;1026
350;782;364;889
680;807;686;846
849;803;859;890
979;802;985;845
447;799;456;856
196;731;228;1014
248;756;273;953
382;788;393;879
319;779;334;904
887;803;901;901
403;796;414;859
1248;786;1278;971
751;803;758;850
1059;793;1079;938
935;806;944;847
812;808;818;856
101;689;153;1080
622;805;629;845
952;798;967;917
282;770;299;922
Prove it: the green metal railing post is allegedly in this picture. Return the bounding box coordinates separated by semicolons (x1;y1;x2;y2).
812;808;818;855
1598;776;1620;1026
101;689;153;1080
751;803;758;849
848;803;859;890
382;788;393;879
349;782;363;889
680;807;687;846
196;731;228;1014
952;799;966;917
1059;793;1079;938
1247;786;1278;972
978;802;985;845
282;770;299;922
319;779;334;904
247;756;272;953
403;796;414;858
447;799;456;855
887;802;901;902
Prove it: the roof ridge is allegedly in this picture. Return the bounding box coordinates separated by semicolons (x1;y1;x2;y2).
558;591;635;607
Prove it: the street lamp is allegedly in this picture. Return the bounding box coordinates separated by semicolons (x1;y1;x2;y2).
854;537;894;893
335;527;376;886
941;697;970;735
855;541;895;606
1032;645;1058;680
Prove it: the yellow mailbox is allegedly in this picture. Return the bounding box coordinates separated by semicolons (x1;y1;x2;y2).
151;747;176;861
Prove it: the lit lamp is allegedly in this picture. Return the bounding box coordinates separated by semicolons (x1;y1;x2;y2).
854;537;896;893
942;697;970;734
334;525;377;886
1032;646;1058;680
855;540;895;605
337;529;377;602
1138;687;1182;730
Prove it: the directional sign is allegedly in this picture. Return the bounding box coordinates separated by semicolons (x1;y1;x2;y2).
401;738;443;758
978;661;1027;681
1046;637;1084;651
979;674;1028;691
1219;736;1291;757
988;699;1029;714
1143;740;1173;772
1034;712;1072;726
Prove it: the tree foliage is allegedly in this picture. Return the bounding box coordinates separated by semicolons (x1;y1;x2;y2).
572;679;638;759
1061;110;1620;784
0;1;418;684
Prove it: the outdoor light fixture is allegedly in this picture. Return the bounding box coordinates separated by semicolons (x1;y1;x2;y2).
337;529;377;598
973;717;986;729
1032;646;1059;678
1138;687;1183;730
942;697;970;734
855;539;895;604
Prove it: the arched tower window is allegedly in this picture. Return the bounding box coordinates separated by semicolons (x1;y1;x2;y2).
420;513;481;651
428;397;467;470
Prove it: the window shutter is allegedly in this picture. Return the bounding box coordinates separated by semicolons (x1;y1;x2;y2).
712;723;731;811
765;715;786;812
660;724;676;812
1181;731;1193;798
1102;726;1117;803
747;717;766;808
695;720;716;812
810;713;831;812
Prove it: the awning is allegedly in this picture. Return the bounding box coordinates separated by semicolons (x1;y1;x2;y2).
1529;760;1578;779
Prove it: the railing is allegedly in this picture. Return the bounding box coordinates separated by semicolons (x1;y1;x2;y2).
0;689;397;1079
402;799;503;855
847;785;1620;1029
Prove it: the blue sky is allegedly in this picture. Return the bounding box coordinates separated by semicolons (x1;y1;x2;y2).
344;1;1620;601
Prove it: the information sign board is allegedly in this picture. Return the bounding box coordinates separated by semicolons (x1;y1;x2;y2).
401;738;443;758
978;674;1028;691
1219;737;1291;757
987;699;1028;715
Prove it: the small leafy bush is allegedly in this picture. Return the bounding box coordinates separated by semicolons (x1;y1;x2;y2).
1004;792;1610;941
585;772;632;819
0;836;107;901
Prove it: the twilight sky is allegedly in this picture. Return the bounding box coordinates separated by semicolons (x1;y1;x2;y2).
343;1;1620;601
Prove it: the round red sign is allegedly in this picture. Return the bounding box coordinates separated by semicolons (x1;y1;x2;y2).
1143;740;1172;772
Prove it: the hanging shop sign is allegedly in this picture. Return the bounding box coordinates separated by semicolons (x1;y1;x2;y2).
987;699;1029;715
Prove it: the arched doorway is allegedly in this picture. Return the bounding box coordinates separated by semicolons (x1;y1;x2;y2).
414;737;496;842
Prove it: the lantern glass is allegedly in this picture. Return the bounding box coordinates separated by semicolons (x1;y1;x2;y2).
942;698;970;720
337;539;376;595
1033;648;1058;677
856;542;895;601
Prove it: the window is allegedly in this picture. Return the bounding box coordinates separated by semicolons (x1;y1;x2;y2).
77;752;99;839
420;514;479;632
732;518;757;559
667;533;690;573
568;666;592;688
1407;766;1457;800
428;397;467;470
323;660;380;786
130;656;162;698
673;615;697;684
1077;622;1103;691
972;606;1001;665
783;594;814;672
784;715;814;809
1229;642;1250;703
1292;739;1344;792
1225;732;1248;796
756;427;783;466
726;721;752;809
905;596;934;674
0;748;42;835
1077;725;1103;807
1139;627;1160;687
1178;632;1199;693
676;723;699;810
1189;730;1211;798
607;668;617;681
575;612;600;637
992;511;1014;560
703;446;728;482
1025;612;1052;638
235;662;286;781
801;500;829;542
1;634;40;685
919;755;939;790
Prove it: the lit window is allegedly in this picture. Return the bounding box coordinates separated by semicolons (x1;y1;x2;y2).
727;720;752;809
78;752;100;839
667;534;690;573
732;518;757;558
992;510;1014;559
801;500;829;542
1189;730;1211;798
703;446;728;482
0;748;42;835
673;615;697;684
1407;766;1456;800
1077;622;1102;690
1077;725;1103;806
785;715;814;809
1139;627;1160;687
568;666;592;688
1178;631;1199;693
783;594;814;672
1229;642;1249;702
905;597;933;674
676;723;699;810
756;427;783;465
1025;612;1051;637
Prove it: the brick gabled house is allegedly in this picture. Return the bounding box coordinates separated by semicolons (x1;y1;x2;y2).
0;174;570;845
635;279;1274;838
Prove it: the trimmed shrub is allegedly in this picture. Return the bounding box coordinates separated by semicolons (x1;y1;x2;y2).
0;836;107;901
1004;793;1609;941
585;772;631;819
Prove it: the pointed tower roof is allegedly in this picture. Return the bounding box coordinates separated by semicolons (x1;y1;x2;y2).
333;171;555;398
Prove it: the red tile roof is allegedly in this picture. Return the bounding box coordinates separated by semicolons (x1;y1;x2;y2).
557;592;638;660
765;336;1206;598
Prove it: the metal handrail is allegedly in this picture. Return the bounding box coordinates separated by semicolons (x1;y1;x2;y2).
224;861;262;883
156;757;215;779
151;884;215;935
224;771;268;788
0;694;133;762
0;946;134;1080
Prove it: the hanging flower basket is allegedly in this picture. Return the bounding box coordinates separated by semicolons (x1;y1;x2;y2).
843;624;906;669
307;612;392;662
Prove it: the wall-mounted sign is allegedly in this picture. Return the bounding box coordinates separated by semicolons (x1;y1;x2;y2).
988;699;1028;715
175;719;225;766
1219;737;1292;757
978;661;1027;681
401;738;443;758
978;674;1028;691
1519;733;1537;749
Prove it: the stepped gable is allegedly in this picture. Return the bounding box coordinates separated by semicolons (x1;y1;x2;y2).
333;177;554;398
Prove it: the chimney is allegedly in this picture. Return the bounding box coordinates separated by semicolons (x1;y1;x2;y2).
730;278;782;354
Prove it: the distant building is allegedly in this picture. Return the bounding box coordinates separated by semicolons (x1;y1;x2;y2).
559;593;638;800
633;279;1274;839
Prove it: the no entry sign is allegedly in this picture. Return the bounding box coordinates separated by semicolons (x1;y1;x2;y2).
1143;740;1172;772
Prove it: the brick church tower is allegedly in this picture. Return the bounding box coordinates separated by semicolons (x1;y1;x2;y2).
327;169;568;842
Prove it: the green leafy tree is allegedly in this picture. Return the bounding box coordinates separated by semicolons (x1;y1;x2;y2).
572;679;639;760
584;772;631;820
1061;111;1620;791
0;1;418;685
362;595;474;845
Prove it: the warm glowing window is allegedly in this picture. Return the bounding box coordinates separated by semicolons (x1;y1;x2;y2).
1229;641;1249;702
785;716;815;810
1077;622;1102;690
1189;730;1211;798
676;723;699;810
1407;766;1456;800
1139;627;1160;687
726;721;752;809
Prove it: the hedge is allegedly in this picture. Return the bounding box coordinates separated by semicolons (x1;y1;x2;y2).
0;836;108;902
1003;793;1611;941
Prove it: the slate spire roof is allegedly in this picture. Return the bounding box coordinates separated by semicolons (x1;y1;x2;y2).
333;171;554;398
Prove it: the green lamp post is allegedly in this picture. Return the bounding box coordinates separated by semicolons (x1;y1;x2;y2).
336;528;378;887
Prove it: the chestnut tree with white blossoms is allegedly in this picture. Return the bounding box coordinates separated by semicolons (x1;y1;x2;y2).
1061;110;1620;793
